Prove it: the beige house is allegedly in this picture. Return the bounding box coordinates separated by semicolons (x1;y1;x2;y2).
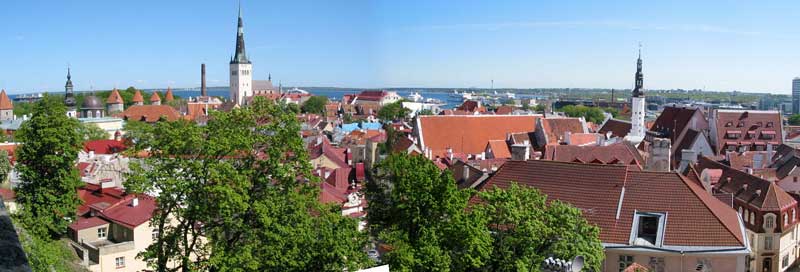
69;184;157;272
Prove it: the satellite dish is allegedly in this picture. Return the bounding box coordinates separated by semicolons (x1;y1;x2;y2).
571;256;584;272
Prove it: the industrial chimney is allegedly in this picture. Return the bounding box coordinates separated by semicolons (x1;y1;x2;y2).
201;63;207;97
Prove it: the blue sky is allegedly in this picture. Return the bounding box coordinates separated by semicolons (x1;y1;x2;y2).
1;1;798;94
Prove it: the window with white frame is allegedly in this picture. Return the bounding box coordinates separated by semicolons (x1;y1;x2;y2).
765;236;773;250
793;209;796;222
97;227;106;239
618;255;634;272
632;212;665;246
115;256;125;268
750;212;755;224
785;213;789;226
783;255;789;268
766;215;775;229
744;209;749;222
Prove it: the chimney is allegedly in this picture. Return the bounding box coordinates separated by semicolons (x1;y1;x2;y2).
201;63;207;97
462;164;470;181
510;144;530;161
480;152;486;161
564;131;572;145
446;147;454;161
596;134;605;146
745;167;753;175
131;197;139;207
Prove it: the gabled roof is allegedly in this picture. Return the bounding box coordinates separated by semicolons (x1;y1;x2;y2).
131;90;144;103
0;90;12;110
696;156;796;212
357;90;389;101
115;105;181;123
712;110;783;154
485;140;511;159
651;106;704;139
597;118;631;138
494;106;514;115
75;184;156;229
477;160;745;248
539;117;585;145
308;137;348;169
417;115;540;158
543;142;644;168
106;89;124;104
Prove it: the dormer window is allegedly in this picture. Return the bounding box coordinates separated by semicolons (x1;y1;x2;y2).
767;122;774;128
631;212;665;247
737;121;745;127
725;122;733;127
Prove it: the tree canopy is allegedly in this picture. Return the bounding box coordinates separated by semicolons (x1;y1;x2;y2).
301;95;329;114
377;101;410;121
14;95;83;238
789;114;800;126
367;153;604;271
77;122;110;141
125;97;371;271
560;105;608;124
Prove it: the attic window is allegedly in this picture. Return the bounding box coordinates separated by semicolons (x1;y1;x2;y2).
767;122;774;128
725;122;733;127
631;212;665;246
737;121;745;127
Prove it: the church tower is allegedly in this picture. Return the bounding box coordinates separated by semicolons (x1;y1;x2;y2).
626;46;646;145
65;68;77;118
229;2;252;106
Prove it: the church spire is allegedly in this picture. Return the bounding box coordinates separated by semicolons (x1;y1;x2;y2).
230;0;250;64
632;43;644;98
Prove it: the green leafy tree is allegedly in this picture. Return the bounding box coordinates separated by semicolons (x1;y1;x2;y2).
16;224;80;271
14;95;83;238
561;105;606;124
77;122;110;141
475;183;604;271
790;114;800;125
0;150;11;183
301;95;329;114
533;104;546;113
377;101;410;121
125;97;371;271
367;154;491;271
418;109;434;116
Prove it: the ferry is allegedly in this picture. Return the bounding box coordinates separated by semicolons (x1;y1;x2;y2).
407;92;423;102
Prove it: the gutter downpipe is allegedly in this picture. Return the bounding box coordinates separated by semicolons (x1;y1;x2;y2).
681;251;685;272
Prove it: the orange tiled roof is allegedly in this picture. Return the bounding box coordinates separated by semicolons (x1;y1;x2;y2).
540;118;584;145
150;92;161;102
418;115;540;158
486;140;511;159
132;90;144;103
164;88;175;102
0;90;12;110
115;105;181;123
107;88;124;104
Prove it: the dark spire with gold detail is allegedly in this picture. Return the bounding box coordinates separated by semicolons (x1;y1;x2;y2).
230;0;251;64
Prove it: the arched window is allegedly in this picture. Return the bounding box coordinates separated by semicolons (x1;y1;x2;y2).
744;210;749;222
793;209;797;222
766;215;775;229
87;111;93;118
785;213;789;226
738;207;743;216
751;211;756;224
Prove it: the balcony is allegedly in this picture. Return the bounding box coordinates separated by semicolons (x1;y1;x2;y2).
71;238;135;268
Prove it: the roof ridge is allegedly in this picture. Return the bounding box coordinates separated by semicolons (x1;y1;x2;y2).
677;172;746;246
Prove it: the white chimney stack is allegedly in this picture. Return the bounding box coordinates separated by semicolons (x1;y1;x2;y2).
131;197;139;207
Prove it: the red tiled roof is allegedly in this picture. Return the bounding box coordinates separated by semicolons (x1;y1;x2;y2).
651;106;706;139
355;163;366;182
543;142;644;168
418;115;540;158
75;184;156;228
319;181;347;204
308;137;349;169
477;160;745;247
567;133;600;146
164;88;174;102
115;105;181;123
540;118;585;145
69;216;110;231
713;110;783;154
0;143;19;164
495;106;514;115
697;156;796;213
457;101;486;113
132;90;144;103
107;89;124;104
357;90;388;101
598;119;631;138
486;140;511;159
83;139;127;154
150;92;161;102
0;188;15;201
0;90;12;110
